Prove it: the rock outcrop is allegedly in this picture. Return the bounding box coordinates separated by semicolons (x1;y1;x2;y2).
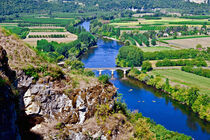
0;45;20;140
0;31;121;140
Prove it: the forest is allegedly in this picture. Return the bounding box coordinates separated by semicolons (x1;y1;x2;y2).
0;0;210;20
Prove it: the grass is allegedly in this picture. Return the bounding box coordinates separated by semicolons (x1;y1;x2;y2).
160;35;210;40
141;46;175;52
150;69;210;95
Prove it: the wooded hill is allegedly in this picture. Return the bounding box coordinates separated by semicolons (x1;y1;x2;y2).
0;0;209;17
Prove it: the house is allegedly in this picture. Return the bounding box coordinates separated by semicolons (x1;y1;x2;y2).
177;32;182;36
163;33;169;37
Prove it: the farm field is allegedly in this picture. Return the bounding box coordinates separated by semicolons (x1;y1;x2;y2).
110;17;210;27
24;31;77;46
141;46;175;52
165;37;210;49
149;69;210;95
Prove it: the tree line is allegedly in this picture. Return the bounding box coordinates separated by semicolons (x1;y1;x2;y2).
156;58;207;67
181;66;210;78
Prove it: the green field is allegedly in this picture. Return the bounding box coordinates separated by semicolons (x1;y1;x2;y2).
141;46;175;52
150;69;210;95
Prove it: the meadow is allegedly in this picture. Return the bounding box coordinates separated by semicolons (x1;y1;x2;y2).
141;46;175;52
150;69;210;95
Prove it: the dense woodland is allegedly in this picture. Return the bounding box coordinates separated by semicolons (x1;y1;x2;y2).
0;0;210;20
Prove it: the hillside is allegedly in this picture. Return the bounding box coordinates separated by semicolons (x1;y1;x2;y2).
0;28;192;140
0;0;209;17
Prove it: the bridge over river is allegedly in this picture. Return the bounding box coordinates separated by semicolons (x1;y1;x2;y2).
85;67;142;77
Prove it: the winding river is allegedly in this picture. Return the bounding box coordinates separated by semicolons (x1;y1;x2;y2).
79;21;210;140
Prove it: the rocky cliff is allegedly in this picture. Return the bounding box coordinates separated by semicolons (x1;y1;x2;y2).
0;45;20;140
0;30;119;140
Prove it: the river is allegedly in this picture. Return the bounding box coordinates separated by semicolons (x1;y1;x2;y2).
79;21;210;140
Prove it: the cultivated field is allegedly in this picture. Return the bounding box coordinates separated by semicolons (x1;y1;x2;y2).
24;31;77;46
150;69;210;95
165;37;210;49
110;17;210;27
141;46;175;52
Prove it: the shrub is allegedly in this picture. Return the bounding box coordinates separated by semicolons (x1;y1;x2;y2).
98;75;110;84
181;66;210;78
70;60;85;70
142;61;153;72
116;45;144;67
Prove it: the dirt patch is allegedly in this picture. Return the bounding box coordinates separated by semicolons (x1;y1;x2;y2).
166;37;210;49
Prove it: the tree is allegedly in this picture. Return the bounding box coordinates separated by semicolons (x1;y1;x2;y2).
196;44;202;50
70;60;84;70
116;28;121;38
116;45;144;67
141;61;153;72
151;39;156;46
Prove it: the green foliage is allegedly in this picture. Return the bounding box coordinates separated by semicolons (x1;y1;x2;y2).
23;64;64;80
181;66;210;78
116;45;144;67
69;60;84;70
141;61;153;72
128;71;210;121
2;26;29;39
110;18;138;23
98;75;110;84
29;34;66;38
196;44;202;49
151;39;156;46
78;32;97;47
156;58;207;67
143;49;207;60
23;65;39;80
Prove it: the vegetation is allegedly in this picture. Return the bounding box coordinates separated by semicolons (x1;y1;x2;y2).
29;34;67;38
96;98;192;140
98;75;110;84
142;61;153;72
36;31;96;62
23;64;64;81
182;66;210;78
143;49;210;61
141;46;174;52
150;69;210;95
116;45;144;67
156;58;207;67
128;69;210;121
2;26;29;39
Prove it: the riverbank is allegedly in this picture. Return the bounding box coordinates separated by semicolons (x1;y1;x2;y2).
127;68;210;122
102;36;121;42
80;20;210;140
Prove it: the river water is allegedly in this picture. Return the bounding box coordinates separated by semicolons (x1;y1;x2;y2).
79;21;210;140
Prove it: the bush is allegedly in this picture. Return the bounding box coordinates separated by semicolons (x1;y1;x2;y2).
156;58;207;67
151;39;156;46
116;45;144;67
98;75;110;84
181;66;210;78
70;60;84;70
142;61;153;72
143;49;205;60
